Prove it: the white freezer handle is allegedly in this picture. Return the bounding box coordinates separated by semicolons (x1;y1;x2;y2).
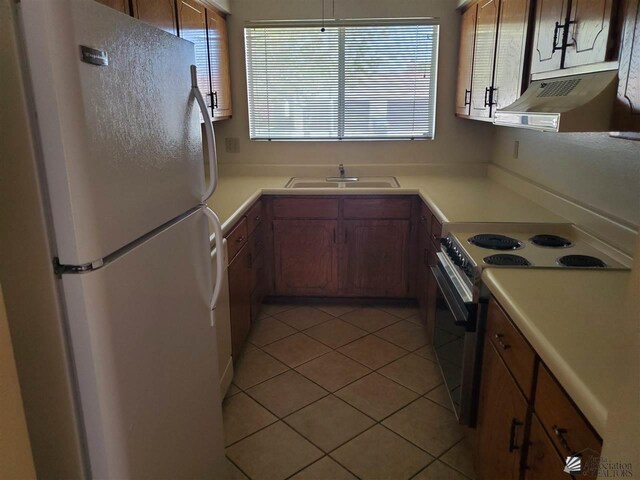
191;65;218;202
203;206;224;315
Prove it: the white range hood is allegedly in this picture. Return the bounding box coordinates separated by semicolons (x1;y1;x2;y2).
493;70;618;133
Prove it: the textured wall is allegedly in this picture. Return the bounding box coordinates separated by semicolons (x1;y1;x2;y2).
491;127;640;229
214;0;495;165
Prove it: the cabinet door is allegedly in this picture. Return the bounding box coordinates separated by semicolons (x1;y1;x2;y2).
614;0;640;131
456;4;478;115
178;0;212;117
470;0;500;118
493;0;531;110
228;243;251;358
207;8;233;119
341;220;411;297
131;0;178;35
531;0;570;74
475;340;528;480
273;220;338;296
564;0;616;68
525;415;574;480
95;0;130;13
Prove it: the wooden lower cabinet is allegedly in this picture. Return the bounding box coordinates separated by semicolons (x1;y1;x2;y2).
273;219;338;296
228;243;251;358
525;415;574;480
340;220;411;297
475;339;528;480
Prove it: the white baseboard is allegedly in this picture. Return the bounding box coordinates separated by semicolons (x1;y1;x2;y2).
488;164;638;256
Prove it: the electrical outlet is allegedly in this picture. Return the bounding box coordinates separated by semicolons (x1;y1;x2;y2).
225;137;240;153
513;140;520;159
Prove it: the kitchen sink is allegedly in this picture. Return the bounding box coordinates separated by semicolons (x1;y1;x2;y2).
285;176;400;189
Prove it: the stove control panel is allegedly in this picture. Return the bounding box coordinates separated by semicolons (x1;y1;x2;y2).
440;235;477;281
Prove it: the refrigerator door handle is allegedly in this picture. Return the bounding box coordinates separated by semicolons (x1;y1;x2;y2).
202;206;224;315
191;65;218;202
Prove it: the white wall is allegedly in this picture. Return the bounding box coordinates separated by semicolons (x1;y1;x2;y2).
215;0;495;166
491;127;640;229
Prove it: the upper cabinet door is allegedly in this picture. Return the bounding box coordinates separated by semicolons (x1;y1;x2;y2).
530;0;570;74
470;0;500;118
95;0;130;13
178;0;212;115
564;0;616;68
131;0;178;36
456;4;478;116
206;8;233;119
613;0;640;132
493;0;531;110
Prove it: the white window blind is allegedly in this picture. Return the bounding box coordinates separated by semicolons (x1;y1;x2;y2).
245;22;439;140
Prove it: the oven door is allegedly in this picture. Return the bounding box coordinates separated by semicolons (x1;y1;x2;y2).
431;255;479;426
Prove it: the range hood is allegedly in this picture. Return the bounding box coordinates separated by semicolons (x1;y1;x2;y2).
493;70;618;133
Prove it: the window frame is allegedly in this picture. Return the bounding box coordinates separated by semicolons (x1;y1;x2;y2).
244;18;440;142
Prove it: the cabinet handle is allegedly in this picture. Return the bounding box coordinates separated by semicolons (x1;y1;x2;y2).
552;425;574;453
420;215;426;222
464;89;471;106
494;333;511;350
508;419;522;452
255;215;261;222
236;235;245;243
553;20;577;52
213;91;219;109
333;228;336;244
432;233;439;243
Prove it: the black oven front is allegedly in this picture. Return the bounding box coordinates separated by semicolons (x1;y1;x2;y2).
431;251;485;427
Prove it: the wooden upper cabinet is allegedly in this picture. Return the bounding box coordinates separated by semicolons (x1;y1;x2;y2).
564;0;617;68
207;8;233;119
456;4;478;115
131;0;178;35
493;0;531;110
475;340;528;480
177;0;212;114
95;0;130;13
273;220;338;296
530;0;570;74
341;220;411;297
470;0;500;118
614;0;640;132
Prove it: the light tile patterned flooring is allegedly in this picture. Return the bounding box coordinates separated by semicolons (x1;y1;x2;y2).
223;302;476;480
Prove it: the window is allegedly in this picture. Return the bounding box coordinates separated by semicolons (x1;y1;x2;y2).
244;21;439;140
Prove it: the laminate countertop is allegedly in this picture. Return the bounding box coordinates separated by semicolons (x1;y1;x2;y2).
206;173;567;234
482;268;639;439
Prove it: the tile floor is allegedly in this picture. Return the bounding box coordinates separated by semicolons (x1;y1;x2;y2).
223;302;476;480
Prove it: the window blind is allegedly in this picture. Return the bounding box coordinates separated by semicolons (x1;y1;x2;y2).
244;22;439;140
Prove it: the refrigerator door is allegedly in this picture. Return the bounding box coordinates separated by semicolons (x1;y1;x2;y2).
61;209;225;479
20;0;205;265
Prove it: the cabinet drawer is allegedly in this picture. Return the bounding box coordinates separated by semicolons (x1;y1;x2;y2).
430;215;442;248
343;197;412;219
419;201;432;239
486;299;536;398
246;200;263;235
273;197;339;219
226;217;248;262
535;364;602;475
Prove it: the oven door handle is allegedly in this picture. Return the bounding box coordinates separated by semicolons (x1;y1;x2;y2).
431;265;476;329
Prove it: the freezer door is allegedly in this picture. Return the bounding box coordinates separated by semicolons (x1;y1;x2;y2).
62;209;225;479
20;0;205;265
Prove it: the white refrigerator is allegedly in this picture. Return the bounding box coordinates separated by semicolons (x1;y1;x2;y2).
14;0;226;477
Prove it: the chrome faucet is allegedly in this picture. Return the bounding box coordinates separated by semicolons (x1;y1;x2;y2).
326;163;358;182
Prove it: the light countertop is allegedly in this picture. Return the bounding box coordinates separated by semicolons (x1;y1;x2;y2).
482;268;638;437
206;173;566;233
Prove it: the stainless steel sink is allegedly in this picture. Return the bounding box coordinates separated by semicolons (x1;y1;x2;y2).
285;176;400;189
